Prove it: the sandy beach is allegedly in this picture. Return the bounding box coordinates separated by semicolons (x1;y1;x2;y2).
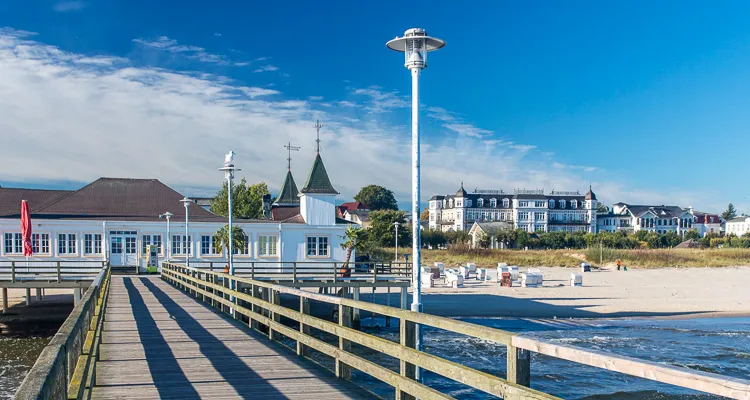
367;266;750;319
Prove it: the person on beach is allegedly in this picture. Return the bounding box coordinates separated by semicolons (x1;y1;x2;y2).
616;259;622;271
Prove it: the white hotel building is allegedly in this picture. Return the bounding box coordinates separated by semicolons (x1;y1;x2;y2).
428;184;598;233
0;152;353;271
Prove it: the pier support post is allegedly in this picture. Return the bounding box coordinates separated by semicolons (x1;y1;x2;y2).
397;318;417;400
352;287;361;329
400;287;408;310
35;288;42;302
73;288;82;305
336;302;352;380
507;344;531;387
386;286;391;327
25;288;31;306
297;297;310;357
2;288;7;313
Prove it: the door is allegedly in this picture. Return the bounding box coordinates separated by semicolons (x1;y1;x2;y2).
110;236;125;266
124;236;138;266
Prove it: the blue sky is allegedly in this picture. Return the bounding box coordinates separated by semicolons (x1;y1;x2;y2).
1;1;749;212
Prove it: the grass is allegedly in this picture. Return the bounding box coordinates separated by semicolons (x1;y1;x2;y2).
383;247;750;268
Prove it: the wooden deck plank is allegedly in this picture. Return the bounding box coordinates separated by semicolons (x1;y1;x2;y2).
91;275;373;400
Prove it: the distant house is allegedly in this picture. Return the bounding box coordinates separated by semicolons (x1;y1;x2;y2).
597;203;694;235
192;197;213;212
688;209;723;237
0;151;352;270
725;216;750;236
337;201;368;218
469;221;514;249
343;209;371;228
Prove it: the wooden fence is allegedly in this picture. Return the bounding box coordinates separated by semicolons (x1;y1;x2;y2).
159;262;750;400
0;261;106;284
13;266;111;400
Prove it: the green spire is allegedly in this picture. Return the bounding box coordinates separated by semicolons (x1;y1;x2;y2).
300;153;338;195
273;170;299;206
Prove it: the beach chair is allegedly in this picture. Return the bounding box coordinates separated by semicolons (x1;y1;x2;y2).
476;267;487;281
509;266;520;282
459;265;471;279
570;273;583;287
580;262;591;272
445;269;464;288
421;266;435;288
484;268;498;283
520;271;543;287
466;262;477;273
434;262;445;276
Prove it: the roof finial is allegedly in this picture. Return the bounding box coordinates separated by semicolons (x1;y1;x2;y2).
284;142;300;171
314;119;323;153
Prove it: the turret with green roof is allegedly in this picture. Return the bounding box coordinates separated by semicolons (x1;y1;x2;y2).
273;170;300;206
300;153;339;195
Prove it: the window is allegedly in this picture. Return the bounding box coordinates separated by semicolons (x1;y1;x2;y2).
306;236;329;257
519;201;529;207
142;234;162;254
84;234;102;255
58;233;77;255
518;212;530;221
171;235;192;255
3;233;22;254
535;212;545;221
258;235;278;256
456;200;462;207
201;235;220;255
559;200;566;209
490;198;497;208
32;233;50;254
535;201;545;208
233;233;250;255
571;200;577;209
549;200;555;208
448;199;453;208
477;198;483;207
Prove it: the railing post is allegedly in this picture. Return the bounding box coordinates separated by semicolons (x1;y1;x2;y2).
251;262;255;280
11;261;15;283
336;300;352;380
398;316;417;400
507;344;531;387
333;262;338;283
297;296;310;357
268;289;280;341
250;284;260;331
56;261;61;283
292;262;297;283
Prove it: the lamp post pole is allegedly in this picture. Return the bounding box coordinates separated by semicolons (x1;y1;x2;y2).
219;152;240;317
387;28;445;382
159;212;173;262
394;222;399;262
180;197;191;267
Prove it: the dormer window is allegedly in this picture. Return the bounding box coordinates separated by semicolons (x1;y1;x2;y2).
571;200;577;209
465;199;471;207
502;198;509;208
490;198;497;208
448;199;453;208
477;198;483;207
548;199;555;208
559;200;566;209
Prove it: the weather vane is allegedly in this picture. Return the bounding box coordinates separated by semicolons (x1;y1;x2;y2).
284;142;300;170
314;119;323;153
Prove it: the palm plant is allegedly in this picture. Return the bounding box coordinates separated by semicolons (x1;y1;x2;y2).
213;225;247;256
339;226;362;277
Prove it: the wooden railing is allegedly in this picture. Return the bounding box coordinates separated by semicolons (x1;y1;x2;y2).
161;262;750;400
0;261;107;283
186;261;412;283
13;265;111;400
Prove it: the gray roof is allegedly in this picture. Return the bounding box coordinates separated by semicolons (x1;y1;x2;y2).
726;216;750;223
623;204;689;219
300;153;338;195
473;221;514;234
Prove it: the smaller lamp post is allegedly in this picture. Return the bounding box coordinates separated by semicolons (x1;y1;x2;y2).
179;197;192;267
218;151;240;279
159;211;173;261
393;222;399;262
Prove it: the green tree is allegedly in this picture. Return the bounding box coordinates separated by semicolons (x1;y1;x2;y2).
515;229;531;249
210;178;270;219
721;203;737;221
339;226;363;276
663;231;681;248
683;230;700;241
445;230;471;245
645;231;663;249
422;229;447;248
367;210;410;247
476;232;491;249
212;225;247;255
596;203;609;213
354;185;398;211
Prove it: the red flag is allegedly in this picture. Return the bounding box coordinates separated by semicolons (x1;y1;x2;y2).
21;200;33;257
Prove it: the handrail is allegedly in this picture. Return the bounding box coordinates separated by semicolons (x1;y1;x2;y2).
13;265;111;400
160;262;750;400
0;261;107;284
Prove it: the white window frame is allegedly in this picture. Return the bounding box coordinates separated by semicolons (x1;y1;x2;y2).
3;232;23;255
502;198;509;208
519;201;529;207
535;201;545;208
477;199;483;207
559;200;566;209
32;233;50;255
171;234;192;256
258;234;279;257
142;234;163;256
200;235;221;256
571;200;578;209
305;235;330;258
84;233;103;256
489;198;497;208
549;200;555;208
57;233;78;256
233;232;251;256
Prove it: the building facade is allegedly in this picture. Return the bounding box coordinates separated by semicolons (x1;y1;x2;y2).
688;209;723;237
428;184;598;233
597;203;694;235
725;216;750;236
0;152;353;271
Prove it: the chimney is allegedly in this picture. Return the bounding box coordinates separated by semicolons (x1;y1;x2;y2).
262;194;272;219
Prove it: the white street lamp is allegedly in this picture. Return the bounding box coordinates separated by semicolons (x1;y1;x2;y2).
218;151;240;282
159;211;173;261
180;197;192;267
393;221;399;262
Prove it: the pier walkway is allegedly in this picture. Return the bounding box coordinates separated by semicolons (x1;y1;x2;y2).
14;262;750;400
91;275;371;399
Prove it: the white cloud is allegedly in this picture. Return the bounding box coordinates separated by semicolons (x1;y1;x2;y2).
214;33;222;37
253;65;279;73
0;28;718;211
132;36;250;67
444;123;492;138
54;1;85;12
308;96;324;101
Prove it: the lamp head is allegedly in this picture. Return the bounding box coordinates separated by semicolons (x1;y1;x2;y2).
180;197;192;208
386;28;445;70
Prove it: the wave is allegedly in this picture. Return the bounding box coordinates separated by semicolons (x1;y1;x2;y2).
579;390;717;400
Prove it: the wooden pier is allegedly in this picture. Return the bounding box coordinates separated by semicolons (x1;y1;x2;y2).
14;262;750;400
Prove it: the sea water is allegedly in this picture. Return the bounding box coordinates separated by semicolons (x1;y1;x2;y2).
353;316;750;399
0;336;50;399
